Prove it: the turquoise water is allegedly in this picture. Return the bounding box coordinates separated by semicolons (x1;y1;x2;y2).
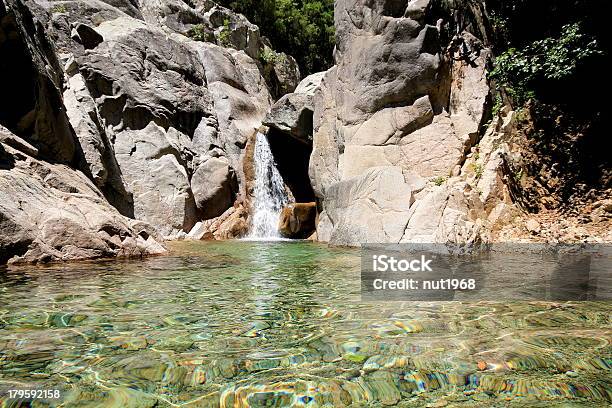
0;241;610;407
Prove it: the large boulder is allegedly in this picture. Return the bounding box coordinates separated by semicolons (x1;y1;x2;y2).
191;157;237;219
310;0;494;246
317;167;414;244
263;72;324;144
0;126;165;264
113;123;199;237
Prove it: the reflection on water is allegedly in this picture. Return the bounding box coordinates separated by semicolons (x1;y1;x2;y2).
0;241;610;407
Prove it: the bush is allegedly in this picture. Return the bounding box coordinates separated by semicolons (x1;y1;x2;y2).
51;4;67;13
259;48;278;64
187;24;213;42
217;19;232;46
432;176;447;186
489;23;603;106
217;0;335;75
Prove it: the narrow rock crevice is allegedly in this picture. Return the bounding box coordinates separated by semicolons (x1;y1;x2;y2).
267;128;315;203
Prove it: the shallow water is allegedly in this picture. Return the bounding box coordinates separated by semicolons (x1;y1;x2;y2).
0;241;610;407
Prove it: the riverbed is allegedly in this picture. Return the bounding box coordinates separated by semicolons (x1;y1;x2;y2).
0;241;610;407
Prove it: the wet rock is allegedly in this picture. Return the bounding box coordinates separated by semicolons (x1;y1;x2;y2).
110;336;148;350
278;202;317;239
200;202;250;239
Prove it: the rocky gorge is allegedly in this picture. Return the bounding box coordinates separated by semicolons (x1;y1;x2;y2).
1;0;609;264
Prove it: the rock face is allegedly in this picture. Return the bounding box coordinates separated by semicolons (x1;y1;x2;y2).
278;202;317;239
310;0;497;246
4;0;577;259
0;127;166;264
191;157;237;219
264;72;324;144
0;1;166;264
0;0;292;263
37;0;279;239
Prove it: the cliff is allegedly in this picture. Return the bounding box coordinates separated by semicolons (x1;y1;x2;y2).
0;0;298;263
268;0;610;246
1;0;609;263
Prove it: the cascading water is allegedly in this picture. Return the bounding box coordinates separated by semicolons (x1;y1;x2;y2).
248;132;289;239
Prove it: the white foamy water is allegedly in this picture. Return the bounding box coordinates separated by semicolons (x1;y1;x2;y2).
247;132;289;239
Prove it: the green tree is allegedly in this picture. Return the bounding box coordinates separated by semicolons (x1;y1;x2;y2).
217;0;335;75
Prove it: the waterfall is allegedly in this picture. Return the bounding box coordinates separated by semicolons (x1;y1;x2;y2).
248;132;289;239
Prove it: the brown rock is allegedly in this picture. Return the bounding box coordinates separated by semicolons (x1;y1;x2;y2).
526;218;541;235
278;202;316;239
199;202;250;240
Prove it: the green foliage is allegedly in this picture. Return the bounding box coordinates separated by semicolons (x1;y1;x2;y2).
432;176;447;186
187;24;212;42
51;4;67;13
217;0;335;75
259;47;279;64
491;92;503;117
513;168;524;183
217;19;232;46
489;23;603;106
468;163;483;179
